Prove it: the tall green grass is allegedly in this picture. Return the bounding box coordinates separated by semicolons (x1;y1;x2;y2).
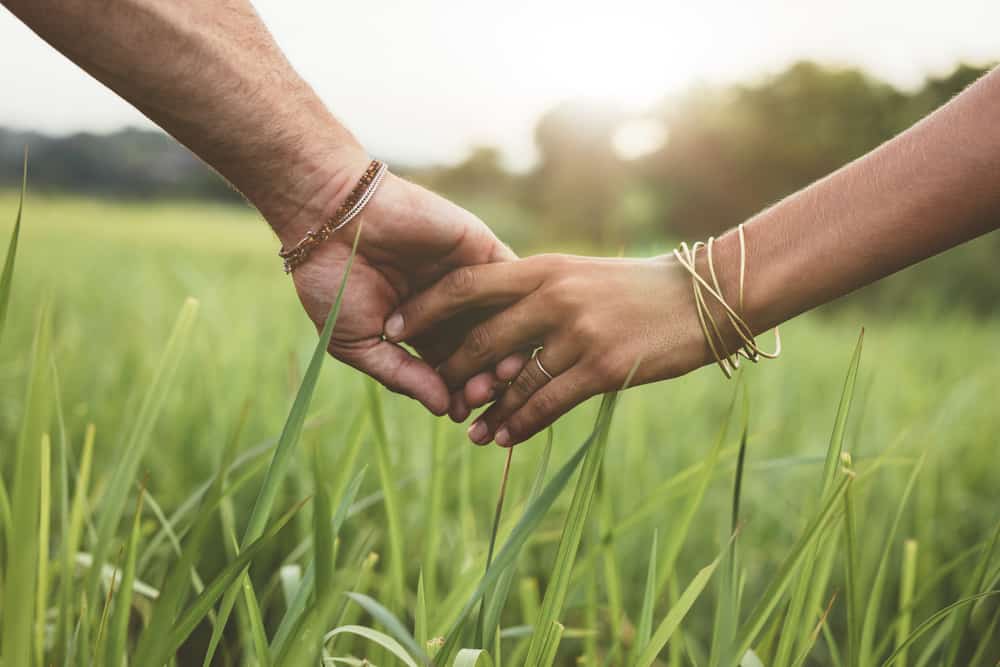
0;191;998;665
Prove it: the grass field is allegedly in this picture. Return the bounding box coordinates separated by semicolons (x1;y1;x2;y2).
1;192;998;666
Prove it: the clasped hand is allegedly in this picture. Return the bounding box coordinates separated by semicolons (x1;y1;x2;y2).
287;154;713;448
384;254;714;447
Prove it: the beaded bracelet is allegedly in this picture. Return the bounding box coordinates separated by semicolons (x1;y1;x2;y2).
672;224;781;378
278;159;388;273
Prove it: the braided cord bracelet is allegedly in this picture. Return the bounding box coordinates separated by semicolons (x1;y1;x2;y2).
278;159;388;273
673;224;781;378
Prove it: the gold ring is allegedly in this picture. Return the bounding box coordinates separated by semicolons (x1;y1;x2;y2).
534;352;554;381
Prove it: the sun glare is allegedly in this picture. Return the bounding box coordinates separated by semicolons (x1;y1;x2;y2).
491;3;729;111
612;118;669;160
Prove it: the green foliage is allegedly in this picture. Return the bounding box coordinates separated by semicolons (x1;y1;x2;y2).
0;147;26;343
2;299;51;667
1;189;998;666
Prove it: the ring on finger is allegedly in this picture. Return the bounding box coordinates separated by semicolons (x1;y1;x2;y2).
531;346;554;381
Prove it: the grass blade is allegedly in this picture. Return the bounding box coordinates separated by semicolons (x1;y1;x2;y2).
144;498;308;666
733;472;853;657
774;329;863;666
941;516;1000;665
345;592;431;666
270;467;367;659
34;433;51;667
324;625;419;667
438;393;621;664
241;575;271;667
454;648;495;666
654;387;735;595
842;468;859;667
790;594;838;667
858;454;925;665
106;487;145;667
480;429;553;651
423;417;448;608
634;552;723;666
477;447;514;648
0;146;26;343
1;301;51;667
880;591;1000;667
313;441;336;599
709;384;748;667
94;551;121;666
628;529;658;666
86;297;199;606
132;406;246;664
895;539;918;667
50;363;75;667
204;219;365;666
365;380;407;606
535;620;565;667
522;390;620;666
416;571;428;649
968;601;1000;666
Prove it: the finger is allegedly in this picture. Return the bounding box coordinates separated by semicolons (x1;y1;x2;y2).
466;345;579;445
495;352;529;383
463;352;531;410
462;371;499;410
449;390;470;423
439;298;553;389
384;261;546;343
337;339;450;416
494;367;596;447
409;308;495;366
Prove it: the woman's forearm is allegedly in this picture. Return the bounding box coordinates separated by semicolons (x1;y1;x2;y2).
1;0;365;235
714;66;1000;332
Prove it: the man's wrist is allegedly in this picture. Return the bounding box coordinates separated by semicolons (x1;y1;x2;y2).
246;139;371;249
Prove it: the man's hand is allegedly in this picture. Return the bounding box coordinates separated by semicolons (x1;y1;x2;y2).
274;150;519;415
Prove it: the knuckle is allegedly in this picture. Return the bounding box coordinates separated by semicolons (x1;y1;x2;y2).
528;391;558;421
508;398;552;440
464;324;493;359
536;252;571;268
510;368;538;398
444;267;476;297
569;316;600;342
542;282;575;311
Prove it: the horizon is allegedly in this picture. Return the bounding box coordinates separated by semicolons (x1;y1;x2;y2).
2;1;998;169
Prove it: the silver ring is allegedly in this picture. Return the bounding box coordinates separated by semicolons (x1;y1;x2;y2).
534;353;554;381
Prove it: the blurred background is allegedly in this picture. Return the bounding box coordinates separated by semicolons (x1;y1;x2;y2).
2;1;999;315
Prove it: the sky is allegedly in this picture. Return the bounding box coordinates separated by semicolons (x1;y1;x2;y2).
1;1;997;168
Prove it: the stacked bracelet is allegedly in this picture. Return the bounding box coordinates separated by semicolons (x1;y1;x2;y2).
673;224;781;378
278;159;388;273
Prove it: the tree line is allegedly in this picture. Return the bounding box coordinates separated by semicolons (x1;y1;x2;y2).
2;60;996;313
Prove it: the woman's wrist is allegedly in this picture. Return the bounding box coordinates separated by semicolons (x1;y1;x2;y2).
655;224;783;377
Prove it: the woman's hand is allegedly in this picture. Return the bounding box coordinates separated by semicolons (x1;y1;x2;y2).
384;254;722;446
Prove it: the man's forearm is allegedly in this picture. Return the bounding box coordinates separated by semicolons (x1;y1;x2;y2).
2;0;365;237
712;67;1000;332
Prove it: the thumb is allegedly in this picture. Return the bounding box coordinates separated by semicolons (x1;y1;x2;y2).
336;340;450;416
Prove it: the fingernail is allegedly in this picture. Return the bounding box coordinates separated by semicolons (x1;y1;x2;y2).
495;426;511;447
468;420;487;444
384;313;404;339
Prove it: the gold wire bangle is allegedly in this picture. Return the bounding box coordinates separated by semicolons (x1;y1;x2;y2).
672;223;781;378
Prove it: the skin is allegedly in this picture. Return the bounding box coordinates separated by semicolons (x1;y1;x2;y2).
1;0;524;414
389;66;1000;447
